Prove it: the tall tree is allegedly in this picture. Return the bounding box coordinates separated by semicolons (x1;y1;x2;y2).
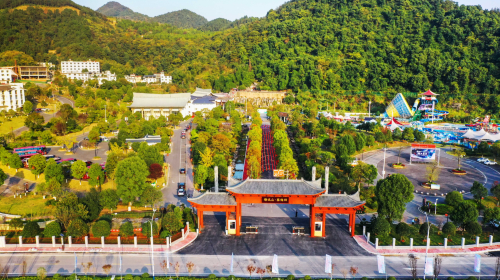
115;156;149;210
375;174;414;221
28;154;46;177
71;160;87;185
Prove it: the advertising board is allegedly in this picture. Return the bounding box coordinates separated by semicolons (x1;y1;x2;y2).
411;144;436;163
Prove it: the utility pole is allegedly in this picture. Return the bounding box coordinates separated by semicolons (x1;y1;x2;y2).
369;100;371;116
151;208;156;280
423;213;430;279
105;105;107;123
382;145;387;178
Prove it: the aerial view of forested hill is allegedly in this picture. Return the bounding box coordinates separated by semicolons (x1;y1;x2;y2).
1;0;500;110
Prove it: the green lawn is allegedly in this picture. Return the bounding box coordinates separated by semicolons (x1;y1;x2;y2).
0;194;52;217
0;116;26;134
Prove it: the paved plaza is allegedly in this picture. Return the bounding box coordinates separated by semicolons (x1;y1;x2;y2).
376;150;484;194
178;214;371;256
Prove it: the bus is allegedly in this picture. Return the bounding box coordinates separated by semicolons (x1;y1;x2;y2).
17;150;42;159
13;146;47;155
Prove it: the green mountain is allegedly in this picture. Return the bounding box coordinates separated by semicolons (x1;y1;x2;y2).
153;9;208;29
96;1;150;21
2;0;500;115
199;18;232;32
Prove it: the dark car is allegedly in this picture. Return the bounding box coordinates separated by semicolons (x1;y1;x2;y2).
177;183;186;196
84;161;93;167
180;168;185;174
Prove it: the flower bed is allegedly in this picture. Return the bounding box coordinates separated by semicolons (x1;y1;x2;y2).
392;163;406;169
452;169;467;175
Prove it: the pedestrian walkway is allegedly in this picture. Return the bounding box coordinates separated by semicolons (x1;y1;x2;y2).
261;125;277;172
0;232;197;254
354;235;500;255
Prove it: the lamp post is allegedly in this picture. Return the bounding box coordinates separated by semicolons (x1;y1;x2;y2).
368;100;371;117
435;198;438;215
382;145;387;178
423;213;430;279
104;105;107;123
151;208;156;280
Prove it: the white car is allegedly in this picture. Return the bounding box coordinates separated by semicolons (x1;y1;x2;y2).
484;159;497;165
99;136;109;142
477;157;487;163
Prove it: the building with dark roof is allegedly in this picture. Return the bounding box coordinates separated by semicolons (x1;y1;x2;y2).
188;178;364;238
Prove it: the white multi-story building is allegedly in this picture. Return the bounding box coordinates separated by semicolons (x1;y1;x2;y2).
95;71;117;85
124;74;142;84
61;60;100;74
155;71;172;84
0;67;17;83
0;83;25;112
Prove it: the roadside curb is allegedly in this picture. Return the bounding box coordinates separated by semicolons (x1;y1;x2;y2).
353;235;500;255
0;232;198;254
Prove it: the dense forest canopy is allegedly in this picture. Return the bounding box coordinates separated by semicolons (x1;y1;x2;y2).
1;0;500;113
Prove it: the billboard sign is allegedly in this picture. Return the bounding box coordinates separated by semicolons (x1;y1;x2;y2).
411;144;436;163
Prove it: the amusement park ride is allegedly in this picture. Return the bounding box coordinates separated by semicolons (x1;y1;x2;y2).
383;90;449;123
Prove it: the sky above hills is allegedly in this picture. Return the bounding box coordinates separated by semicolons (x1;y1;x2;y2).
75;0;499;21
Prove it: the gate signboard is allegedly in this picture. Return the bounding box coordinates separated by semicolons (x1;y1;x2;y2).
262;197;289;203
273;169;285;177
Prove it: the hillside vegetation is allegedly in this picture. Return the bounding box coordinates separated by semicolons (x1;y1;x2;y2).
96;1;149;21
152;9;208;28
1;0;500;116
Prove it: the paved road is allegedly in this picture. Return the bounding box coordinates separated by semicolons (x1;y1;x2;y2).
362;146;500;225
162;121;194;207
12;95;74;136
0;252;499;278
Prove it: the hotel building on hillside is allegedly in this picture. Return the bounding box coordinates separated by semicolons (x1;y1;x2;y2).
61;60;100;74
61;60;116;85
0;83;26;112
125;71;172;84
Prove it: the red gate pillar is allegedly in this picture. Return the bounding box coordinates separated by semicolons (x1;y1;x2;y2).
350;213;355;237
199;210;204;230
310;206;316;237
236;202;241;236
322;212;326;237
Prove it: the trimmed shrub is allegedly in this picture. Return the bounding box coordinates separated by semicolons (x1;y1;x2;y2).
92;220;111;237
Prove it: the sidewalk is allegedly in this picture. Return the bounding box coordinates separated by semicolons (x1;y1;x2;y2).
0;232;197;253
354;235;500;255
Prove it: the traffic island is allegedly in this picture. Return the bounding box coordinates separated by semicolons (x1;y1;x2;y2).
392;163;406;169
452;169;467;175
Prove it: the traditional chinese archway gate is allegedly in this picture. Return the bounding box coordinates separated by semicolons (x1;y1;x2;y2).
188;179;365;237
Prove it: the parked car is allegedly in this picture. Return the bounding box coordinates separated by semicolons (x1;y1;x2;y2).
489;219;500;228
177;182;186;196
477;157;487;163
99;136;109;142
484;159;497;165
180;168;185;174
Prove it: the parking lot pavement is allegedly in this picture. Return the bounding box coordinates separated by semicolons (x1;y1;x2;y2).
178;214;372;256
46;140;109;164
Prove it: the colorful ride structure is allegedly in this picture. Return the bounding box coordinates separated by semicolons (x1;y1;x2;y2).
415;90;448;122
382;90;448;122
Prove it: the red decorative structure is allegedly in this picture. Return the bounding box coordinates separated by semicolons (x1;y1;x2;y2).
189;179;365;238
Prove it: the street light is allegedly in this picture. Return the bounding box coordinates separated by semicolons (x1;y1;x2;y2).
423;213;430;279
368;100;371;117
151;208;157;280
382;145;387;178
435;198;438;215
